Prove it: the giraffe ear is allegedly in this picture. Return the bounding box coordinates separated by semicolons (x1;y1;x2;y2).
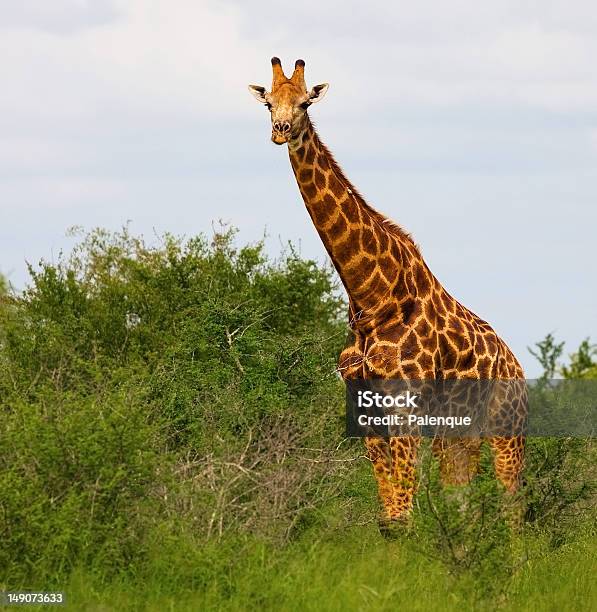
248;84;268;104
308;83;329;103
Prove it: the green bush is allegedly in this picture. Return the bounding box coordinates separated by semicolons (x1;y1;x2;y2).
0;227;349;586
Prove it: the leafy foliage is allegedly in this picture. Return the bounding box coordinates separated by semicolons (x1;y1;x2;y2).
0;231;594;610
412;446;514;592
528;333;565;380
0;227;348;585
562;338;597;379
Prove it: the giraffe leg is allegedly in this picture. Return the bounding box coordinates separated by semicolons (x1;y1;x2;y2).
365;436;395;525
489;436;525;493
388;435;419;520
432;438;481;486
489;435;525;527
365;436;419;536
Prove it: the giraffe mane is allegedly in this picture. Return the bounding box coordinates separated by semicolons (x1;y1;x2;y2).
310;120;421;254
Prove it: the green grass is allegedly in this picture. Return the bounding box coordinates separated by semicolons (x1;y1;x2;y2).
26;526;592;612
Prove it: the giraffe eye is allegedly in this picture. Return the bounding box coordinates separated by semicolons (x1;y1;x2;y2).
265;102;272;110
299;101;311;110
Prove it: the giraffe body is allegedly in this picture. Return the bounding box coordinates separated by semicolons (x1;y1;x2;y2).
249;58;526;524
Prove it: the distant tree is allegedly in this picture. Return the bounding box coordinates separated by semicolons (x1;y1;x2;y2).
562;338;597;380
529;333;597;380
528;333;565;379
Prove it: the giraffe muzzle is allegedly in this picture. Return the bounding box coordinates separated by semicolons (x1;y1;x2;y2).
272;120;291;144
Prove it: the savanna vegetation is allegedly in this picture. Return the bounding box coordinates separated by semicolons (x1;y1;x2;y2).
0;228;595;611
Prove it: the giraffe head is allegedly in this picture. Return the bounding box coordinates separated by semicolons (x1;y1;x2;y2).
248;57;329;145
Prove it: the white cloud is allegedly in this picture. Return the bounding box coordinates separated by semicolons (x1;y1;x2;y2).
1;0;596;127
0;0;120;35
0;0;596;376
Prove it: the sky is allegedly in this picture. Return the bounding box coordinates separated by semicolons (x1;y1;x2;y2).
0;0;596;376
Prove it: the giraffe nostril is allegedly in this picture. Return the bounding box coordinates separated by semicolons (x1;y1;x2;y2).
273;121;291;134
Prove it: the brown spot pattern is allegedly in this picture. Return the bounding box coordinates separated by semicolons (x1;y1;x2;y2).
282;113;526;523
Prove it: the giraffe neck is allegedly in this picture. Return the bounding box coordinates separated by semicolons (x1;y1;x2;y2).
288;116;424;324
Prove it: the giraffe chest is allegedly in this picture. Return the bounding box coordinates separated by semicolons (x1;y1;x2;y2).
345;320;438;380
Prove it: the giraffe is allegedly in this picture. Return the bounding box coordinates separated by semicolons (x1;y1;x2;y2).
249;58;526;528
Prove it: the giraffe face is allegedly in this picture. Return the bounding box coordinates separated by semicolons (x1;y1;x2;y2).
248;57;328;145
